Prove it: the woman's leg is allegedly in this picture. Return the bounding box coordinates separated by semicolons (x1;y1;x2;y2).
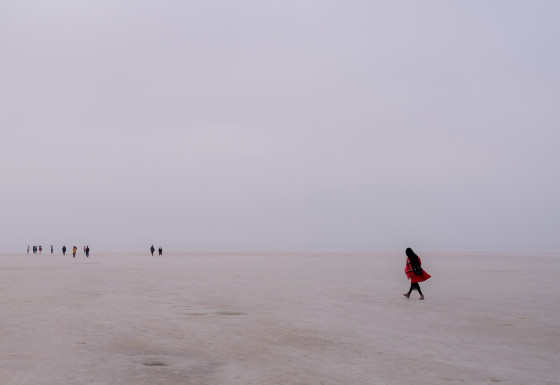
408;283;415;295
412;283;424;299
404;283;414;298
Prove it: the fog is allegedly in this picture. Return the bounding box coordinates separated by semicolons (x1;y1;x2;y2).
1;1;559;252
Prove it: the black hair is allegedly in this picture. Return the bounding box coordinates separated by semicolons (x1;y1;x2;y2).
406;247;421;268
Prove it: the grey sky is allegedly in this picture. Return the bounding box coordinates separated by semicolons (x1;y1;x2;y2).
1;1;559;252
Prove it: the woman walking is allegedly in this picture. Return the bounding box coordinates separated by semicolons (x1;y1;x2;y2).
403;248;431;300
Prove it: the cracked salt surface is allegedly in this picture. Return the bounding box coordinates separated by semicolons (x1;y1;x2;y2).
0;251;559;384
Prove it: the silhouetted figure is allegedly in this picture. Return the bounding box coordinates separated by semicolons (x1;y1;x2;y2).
72;246;77;258
158;247;162;256
62;245;67;255
150;245;155;256
83;246;86;254
27;246;30;254
403;248;431;300
86;246;90;258
50;245;53;254
39;246;42;254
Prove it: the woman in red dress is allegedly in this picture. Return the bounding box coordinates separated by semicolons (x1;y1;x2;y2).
403;248;431;300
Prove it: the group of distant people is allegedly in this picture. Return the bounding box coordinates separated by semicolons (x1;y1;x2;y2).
27;245;89;258
150;245;163;256
26;245;165;257
28;245;56;254
28;245;47;254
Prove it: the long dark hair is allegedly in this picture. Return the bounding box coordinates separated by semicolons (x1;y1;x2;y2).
406;248;421;268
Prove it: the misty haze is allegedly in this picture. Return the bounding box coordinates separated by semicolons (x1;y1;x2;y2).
2;1;558;253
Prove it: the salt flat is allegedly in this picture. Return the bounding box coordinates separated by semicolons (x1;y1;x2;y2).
0;251;558;385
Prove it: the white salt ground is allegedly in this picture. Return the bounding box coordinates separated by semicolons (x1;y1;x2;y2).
0;251;558;385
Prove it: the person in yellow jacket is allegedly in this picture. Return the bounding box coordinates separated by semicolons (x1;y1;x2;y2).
72;246;77;258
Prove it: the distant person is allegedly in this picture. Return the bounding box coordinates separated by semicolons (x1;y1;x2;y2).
62;245;67;255
150;245;155;256
39;246;42;254
403;248;431;300
72;246;77;258
86;246;90;258
27;246;30;254
50;245;53;254
158;247;162;256
83;246;86;254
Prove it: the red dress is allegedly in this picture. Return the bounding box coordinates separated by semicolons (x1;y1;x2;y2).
405;257;431;283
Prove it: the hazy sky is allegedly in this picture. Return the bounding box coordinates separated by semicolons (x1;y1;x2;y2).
1;1;559;252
